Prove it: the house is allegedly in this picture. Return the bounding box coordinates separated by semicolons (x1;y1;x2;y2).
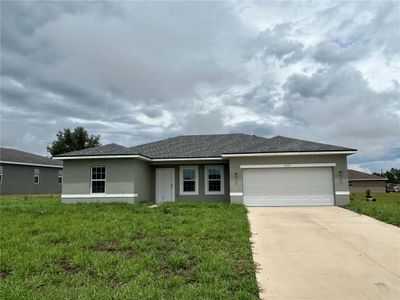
54;134;356;206
348;169;388;193
0;148;63;195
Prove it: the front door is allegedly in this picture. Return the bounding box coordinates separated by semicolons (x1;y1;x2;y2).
156;168;175;204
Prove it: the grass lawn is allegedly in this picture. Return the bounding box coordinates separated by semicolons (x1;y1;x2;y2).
0;196;259;299
346;192;400;226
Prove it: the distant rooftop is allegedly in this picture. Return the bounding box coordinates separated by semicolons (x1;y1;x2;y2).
0;147;63;167
348;169;387;181
55;133;356;159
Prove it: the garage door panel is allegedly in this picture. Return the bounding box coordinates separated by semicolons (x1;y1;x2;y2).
243;168;334;206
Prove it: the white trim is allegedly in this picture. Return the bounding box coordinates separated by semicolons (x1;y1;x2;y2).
230;192;243;196
53;155;152;161
179;165;199;195
240;163;336;169
90;166;106;194
205;165;225;195
0;160;62;168
222;151;356;157
54;151;356;161
349;178;388;181
156;168;175;204
55;155;222;162
62;193;138;199
335;191;350;195
152;157;224;162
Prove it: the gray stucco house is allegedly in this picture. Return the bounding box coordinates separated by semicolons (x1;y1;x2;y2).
348;169;388;193
54;134;356;206
0;148;63;195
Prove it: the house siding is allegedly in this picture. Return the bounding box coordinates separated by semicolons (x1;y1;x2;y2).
61;158;152;203
0;163;62;195
349;180;386;193
228;154;350;206
152;162;230;202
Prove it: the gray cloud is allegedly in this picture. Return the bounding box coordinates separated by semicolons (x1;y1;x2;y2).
1;1;399;172
255;23;305;64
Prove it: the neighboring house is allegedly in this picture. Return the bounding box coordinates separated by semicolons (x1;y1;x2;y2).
0;148;63;195
348;169;388;193
54;134;356;207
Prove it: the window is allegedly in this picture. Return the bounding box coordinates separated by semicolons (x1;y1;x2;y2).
0;165;3;183
34;168;40;184
205;165;224;194
91;166;106;193
58;170;63;184
180;166;198;195
349;181;353;187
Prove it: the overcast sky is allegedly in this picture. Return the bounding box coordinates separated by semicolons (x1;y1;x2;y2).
1;1;399;172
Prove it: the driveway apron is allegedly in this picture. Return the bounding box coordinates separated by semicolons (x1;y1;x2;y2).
247;206;400;300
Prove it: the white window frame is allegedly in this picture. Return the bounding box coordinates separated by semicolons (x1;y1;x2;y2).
179;165;199;195
34;168;40;184
205;165;225;195
58;170;63;184
0;165;3;183
90;166;106;194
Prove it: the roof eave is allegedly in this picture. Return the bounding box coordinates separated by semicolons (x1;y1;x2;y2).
151;157;226;162
0;160;63;168
349;178;388;181
221;150;357;157
53;154;152;161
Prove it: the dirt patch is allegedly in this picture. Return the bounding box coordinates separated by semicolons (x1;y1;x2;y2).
107;274;121;288
234;260;253;277
59;257;80;274
164;255;197;278
0;269;11;280
91;241;121;253
90;241;136;258
131;232;145;241
50;238;69;245
126;250;136;258
158;237;179;251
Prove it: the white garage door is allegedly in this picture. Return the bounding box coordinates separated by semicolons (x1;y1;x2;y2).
243;167;334;206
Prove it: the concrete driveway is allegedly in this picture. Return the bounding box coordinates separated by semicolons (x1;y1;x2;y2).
247;207;400;300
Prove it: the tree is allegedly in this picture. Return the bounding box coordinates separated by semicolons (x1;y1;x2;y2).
48;127;101;156
373;168;400;183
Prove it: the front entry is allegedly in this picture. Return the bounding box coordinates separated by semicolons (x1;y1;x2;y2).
156;168;175;204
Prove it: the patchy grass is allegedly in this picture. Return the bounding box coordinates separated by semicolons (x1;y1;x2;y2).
0;196;259;299
346;192;400;226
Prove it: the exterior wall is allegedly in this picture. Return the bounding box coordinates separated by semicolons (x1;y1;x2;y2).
0;163;62;195
61;158;152;203
349;180;387;193
152;162;230;202
228;154;350;206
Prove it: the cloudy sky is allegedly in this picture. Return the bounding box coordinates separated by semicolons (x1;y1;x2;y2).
1;1;399;172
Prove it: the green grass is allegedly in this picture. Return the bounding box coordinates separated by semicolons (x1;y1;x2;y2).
0;196;259;299
346;192;400;226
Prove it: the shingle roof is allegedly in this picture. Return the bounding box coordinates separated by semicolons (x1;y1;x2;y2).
348;170;388;181
56;143;133;157
54;134;356;159
0;148;63;167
